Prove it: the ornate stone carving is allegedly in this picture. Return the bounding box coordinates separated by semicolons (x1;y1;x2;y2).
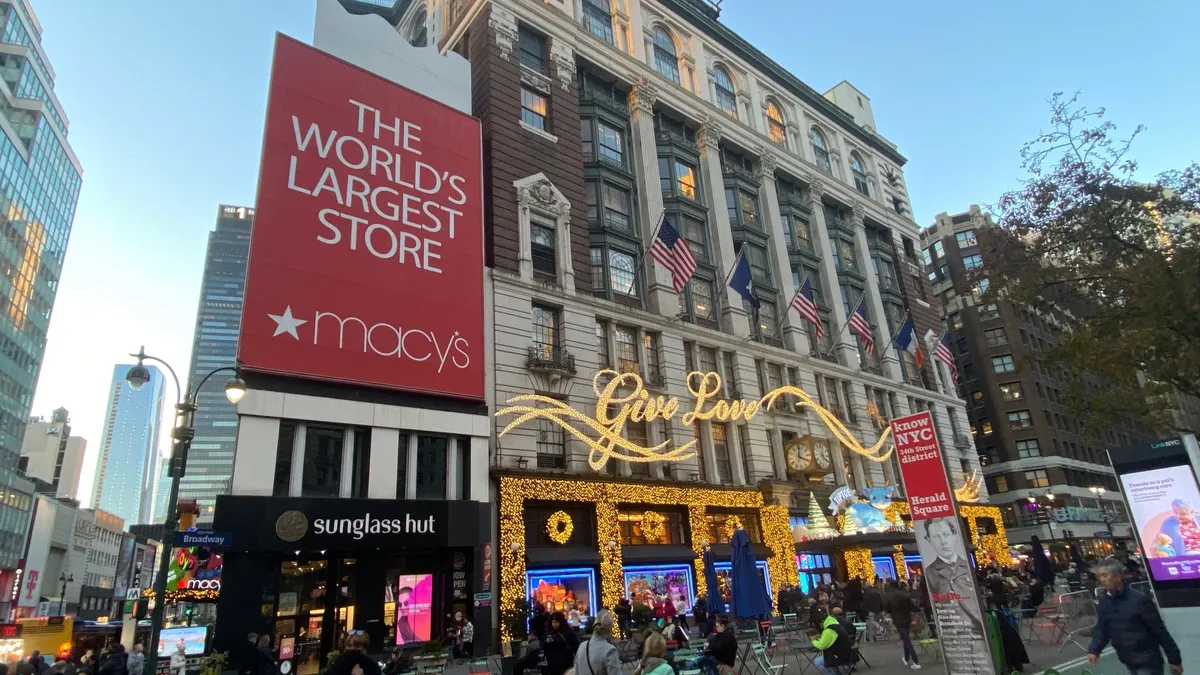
629;76;659;113
518;178;570;216
850;200;865;225
520;68;552;92
697;116;723;150
758;149;778;180
489;6;518;61
550;40;576;92
806;174;827;204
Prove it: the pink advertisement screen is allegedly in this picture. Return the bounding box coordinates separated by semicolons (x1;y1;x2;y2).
394;574;433;644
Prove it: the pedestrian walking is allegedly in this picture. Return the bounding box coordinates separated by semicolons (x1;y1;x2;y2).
1088;557;1181;675
126;646;144;675
884;580;920;670
615;598;632;639
862;579;884;641
169;645;186;675
543;612;579;675
574;610;621;675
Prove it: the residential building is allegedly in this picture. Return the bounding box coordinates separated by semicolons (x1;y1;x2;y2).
91;364;166;526
0;0;84;575
920;205;1151;558
177;205;253;520
19;406;86;499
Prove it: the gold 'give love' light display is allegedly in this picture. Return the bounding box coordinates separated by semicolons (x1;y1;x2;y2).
497;370;895;471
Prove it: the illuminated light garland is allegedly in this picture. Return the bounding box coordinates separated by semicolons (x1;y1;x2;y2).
762;505;799;602
722;515;744;540
640;511;666;542
960;504;1014;566
497;476;791;640
893;544;907;580
496;370;894;472
546;511;574;544
844;546;875;584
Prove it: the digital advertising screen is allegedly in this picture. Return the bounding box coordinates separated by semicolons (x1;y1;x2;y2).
391;574;433;645
526;568;595;625
158;626;208;656
1121;464;1200;581
623;564;694;611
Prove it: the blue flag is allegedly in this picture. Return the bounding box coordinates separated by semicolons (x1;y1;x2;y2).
727;249;759;309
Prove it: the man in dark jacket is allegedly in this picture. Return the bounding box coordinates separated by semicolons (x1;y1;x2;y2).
810;608;853;675
1088;558;1181;675
862;581;884;641
98;646;127;675
691;616;738;675
884;580;920;668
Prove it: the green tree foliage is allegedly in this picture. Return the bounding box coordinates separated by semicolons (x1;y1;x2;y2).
988;92;1200;434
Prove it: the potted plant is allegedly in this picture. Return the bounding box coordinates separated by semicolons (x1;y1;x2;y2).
200;651;227;675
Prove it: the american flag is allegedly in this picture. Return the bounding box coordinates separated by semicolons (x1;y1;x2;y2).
935;331;958;382
649;218;697;292
790;277;823;337
848;295;875;356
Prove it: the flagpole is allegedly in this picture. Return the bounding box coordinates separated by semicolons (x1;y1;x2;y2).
821;291;867;360
635;210;668;265
876;311;906;362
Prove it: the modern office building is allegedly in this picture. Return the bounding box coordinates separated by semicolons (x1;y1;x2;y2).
19;406;86;499
177;205;253;520
920;205;1153;558
150;451;169;523
0;0;84;573
91;364;166;526
350;0;992;621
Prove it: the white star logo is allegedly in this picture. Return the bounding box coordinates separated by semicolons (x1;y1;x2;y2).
268;306;307;340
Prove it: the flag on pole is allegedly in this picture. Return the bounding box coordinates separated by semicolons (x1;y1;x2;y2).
727;249;759;309
935;331;958;382
648;219;697;292
790;277;823;337
848;295;875;356
894;312;925;368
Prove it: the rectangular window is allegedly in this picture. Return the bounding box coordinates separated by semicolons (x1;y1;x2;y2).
841;239;858;271
615;325;639;373
597;122;623;166
596;319;610;367
994;475;1009;493
273;422;296;497
602;184;632;231
698;346;718;374
351;428;371;499
712;423;733;482
983;327;1007;347
518;26;548;74
999;382;1023;401
1016;440;1040;458
415;436;448;499
536;418;566;469
690;280;715;320
739;190;759;227
627;422;651;476
950;311;962;330
746;243;771;283
657;156;671;194
582;121;595;161
644;333;662;379
1008;410;1033;430
590;247;604;292
992;354;1015;373
521;87;548;130
682;217;707;260
757;301;778;339
582;0;614;44
955;230;978;247
302;425;344;498
738;425;753;483
980;419;993;435
607;249;637;296
675;160;697;200
531;303;559;358
530;223;556;281
963;254;984;271
396;434;409;498
1025;469;1050;488
979;303;1001;320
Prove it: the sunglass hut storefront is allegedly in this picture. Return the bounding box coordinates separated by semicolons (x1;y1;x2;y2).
214;495;489;669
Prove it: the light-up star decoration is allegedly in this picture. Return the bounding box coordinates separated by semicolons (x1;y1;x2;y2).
497;370;895;471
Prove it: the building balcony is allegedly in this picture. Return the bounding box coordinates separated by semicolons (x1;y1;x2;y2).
526;345;577;375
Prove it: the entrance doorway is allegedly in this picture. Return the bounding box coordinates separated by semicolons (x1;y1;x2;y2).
273;557;359;675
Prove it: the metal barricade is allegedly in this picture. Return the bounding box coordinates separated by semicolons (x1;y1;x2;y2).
1057;590;1098;652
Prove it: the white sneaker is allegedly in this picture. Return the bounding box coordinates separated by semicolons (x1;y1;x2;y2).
910;664;922;670
901;657;909;666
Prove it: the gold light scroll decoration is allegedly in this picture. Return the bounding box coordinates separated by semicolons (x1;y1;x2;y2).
496;370;895;472
546;510;574;544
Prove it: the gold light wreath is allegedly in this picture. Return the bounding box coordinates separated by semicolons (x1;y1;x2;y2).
546;510;574;544
723;515;743;540
640;511;666;542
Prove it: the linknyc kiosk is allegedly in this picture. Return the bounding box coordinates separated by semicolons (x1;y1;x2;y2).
1109;434;1200;669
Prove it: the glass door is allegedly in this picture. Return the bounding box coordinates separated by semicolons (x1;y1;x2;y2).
275;557;329;675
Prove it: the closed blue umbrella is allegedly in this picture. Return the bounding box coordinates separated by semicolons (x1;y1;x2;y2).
703;547;727;615
728;528;771;619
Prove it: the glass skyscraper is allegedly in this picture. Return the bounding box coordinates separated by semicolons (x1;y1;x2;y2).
178;205;252;520
92;364;166;526
0;0;82;567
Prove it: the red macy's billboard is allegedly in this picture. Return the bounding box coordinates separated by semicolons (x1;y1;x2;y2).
238;35;484;400
889;411;955;520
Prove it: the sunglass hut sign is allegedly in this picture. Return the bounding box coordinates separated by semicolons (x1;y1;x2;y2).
275;510;436;544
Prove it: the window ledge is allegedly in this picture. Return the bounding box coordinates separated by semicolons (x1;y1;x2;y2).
519;120;558;143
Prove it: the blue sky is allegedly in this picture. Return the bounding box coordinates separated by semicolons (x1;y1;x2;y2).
27;0;1198;503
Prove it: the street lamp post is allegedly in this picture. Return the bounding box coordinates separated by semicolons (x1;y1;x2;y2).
124;346;245;668
58;573;72;617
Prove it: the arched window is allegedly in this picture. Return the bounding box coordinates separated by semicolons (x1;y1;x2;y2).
406;7;428;47
582;0;614;45
811;127;831;174
652;27;680;85
850;152;870;196
765;100;786;145
713;66;737;118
